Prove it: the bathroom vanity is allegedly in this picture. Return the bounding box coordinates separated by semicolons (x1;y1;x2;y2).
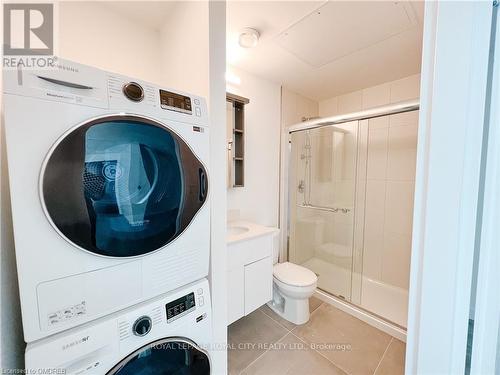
226;221;278;325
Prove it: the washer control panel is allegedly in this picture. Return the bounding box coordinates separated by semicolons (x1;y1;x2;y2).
132;316;152;336
166;292;196;323
25;279;211;374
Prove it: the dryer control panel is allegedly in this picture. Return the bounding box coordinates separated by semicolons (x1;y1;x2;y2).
160;89;192;114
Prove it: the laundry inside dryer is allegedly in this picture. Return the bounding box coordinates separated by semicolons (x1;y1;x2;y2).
42;117;208;257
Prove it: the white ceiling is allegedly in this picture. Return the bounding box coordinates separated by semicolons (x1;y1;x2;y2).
227;1;424;101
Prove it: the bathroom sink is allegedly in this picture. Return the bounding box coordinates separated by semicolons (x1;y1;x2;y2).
226;221;279;244
227;225;250;236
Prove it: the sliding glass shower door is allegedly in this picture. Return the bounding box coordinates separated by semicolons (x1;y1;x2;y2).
288;121;359;301
288;110;419;328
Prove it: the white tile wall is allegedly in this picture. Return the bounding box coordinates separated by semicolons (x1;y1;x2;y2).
318;96;338;117
338;91;363;113
381;232;412;289
368;115;389;130
318;73;421;116
366;127;389;180
362;111;418;290
390;74;421;103
282;87;319;127
384;181;415;236
386;121;418;181
362;82;391;109
363;180;386;280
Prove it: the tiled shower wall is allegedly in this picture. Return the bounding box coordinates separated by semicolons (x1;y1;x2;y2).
319;74;421;117
319;74;420;290
363;111;418;290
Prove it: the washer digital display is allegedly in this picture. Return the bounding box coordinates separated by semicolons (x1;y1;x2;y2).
166;293;196;322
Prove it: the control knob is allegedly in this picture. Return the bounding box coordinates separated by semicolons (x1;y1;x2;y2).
122;82;144;102
132;316;152;336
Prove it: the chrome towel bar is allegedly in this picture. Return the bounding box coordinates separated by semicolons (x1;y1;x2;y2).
297;204;351;213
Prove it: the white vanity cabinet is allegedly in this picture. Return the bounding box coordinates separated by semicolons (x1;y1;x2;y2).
226;222;278;325
243;256;273;315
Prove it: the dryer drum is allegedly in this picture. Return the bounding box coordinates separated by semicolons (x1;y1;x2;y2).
41;115;209;257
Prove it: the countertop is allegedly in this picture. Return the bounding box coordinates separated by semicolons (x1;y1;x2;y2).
226;221;279;244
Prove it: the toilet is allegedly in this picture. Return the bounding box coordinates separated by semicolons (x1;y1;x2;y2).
267;247;318;325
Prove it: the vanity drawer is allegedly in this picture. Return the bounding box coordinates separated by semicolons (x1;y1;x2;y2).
227;235;274;269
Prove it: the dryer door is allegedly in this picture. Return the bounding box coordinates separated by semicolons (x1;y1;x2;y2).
106;337;210;375
42;115;208;257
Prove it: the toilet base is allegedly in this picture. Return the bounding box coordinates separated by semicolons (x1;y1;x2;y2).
267;284;311;325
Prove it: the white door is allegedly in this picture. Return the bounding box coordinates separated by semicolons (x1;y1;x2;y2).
406;2;498;373
469;4;500;374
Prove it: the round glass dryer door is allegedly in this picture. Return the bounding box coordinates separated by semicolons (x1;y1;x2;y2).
106;338;210;375
42;115;208;257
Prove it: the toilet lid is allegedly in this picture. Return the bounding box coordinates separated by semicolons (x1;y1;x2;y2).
273;262;317;287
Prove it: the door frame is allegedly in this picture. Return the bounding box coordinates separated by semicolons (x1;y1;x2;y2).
470;4;499;374
405;1;494;373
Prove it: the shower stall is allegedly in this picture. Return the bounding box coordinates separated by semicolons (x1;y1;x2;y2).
286;101;419;331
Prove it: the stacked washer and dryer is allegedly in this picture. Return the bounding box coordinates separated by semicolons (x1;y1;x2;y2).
3;59;213;374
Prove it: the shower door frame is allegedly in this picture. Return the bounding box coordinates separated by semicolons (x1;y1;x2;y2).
279;99;419;338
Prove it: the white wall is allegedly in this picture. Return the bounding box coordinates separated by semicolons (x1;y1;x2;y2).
226;66;281;227
159;2;209;97
208;3;228;372
59;2;162;83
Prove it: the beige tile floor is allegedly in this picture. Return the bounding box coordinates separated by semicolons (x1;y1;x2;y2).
228;297;405;375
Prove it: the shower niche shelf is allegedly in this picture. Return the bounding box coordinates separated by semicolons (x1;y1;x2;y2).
227;92;249;188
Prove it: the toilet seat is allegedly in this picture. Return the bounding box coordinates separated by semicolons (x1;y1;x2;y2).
273;262;317;287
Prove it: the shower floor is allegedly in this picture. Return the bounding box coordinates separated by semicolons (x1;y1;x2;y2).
301;257;408;328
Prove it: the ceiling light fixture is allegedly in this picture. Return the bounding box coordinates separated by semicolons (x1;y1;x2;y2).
238;28;260;48
225;72;241;86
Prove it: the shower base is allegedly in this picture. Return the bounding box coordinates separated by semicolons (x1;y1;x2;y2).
302;256;408;329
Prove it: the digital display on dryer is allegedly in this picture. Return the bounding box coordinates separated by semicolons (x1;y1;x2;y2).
166;292;196;322
160;89;192;114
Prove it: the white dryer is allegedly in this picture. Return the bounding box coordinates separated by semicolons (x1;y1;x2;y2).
3;59;210;342
25;278;212;374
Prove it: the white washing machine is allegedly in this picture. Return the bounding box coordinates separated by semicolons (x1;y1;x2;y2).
25;278;212;374
3;59;210;342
